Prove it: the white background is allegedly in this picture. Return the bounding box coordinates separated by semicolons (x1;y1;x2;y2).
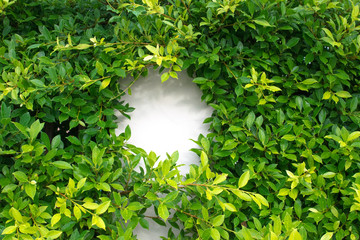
116;69;212;239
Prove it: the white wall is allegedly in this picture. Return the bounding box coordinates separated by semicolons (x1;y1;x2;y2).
115;69;212;239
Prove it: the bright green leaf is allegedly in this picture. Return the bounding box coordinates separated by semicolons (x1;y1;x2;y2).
211;228;220;240
238;171;250;188
253;19;272;27
13;171;28;183
25;183;36;200
99;78;111;91
74;206;81;220
212;215;224;227
347;131;360;142
320;232;334;240
52;161;72;170
51;213;61;226
289;229;302;240
158;203;169;221
213;174;227;184
96;201;111;215
1;226;17;235
335;91;351;98
46;230;62;239
96;61;104;76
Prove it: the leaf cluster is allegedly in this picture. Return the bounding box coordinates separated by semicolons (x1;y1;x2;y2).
0;0;266;239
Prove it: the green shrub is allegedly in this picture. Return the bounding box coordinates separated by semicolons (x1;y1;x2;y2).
0;1;265;240
1;0;360;239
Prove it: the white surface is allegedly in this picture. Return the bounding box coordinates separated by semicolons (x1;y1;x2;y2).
115;68;212;239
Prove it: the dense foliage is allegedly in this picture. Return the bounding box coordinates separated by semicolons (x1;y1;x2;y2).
1;0;360;239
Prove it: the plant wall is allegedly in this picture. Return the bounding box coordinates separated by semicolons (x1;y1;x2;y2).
1;0;360;240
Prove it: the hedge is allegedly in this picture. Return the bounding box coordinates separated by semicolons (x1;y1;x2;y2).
1;0;360;240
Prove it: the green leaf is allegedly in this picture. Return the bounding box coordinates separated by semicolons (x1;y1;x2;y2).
99;78;111;91
193;77;208;84
198;56;208;64
1;225;17;235
301;78;317;85
352;5;359;20
232;189;252;201
278;188;290;196
320;232;334;240
83;202;99;210
313;155;322;163
13;171;28;182
74;206;81;220
246;112;255;129
322;28;334;40
77;178;86;189
318;109;327;124
295;96;303;112
224;203;237;212
158;203;169;221
51;213;61;226
253;19;271;27
222;139;238;150
282;134;296;141
267;86;281;92
254;193;269;207
161;72;169;82
210;228;220;240
148;151;157;168
96;61;104;76
96;201;111;215
323;172;336;178
212;215;224;227
51;135;62;149
46;230;62;239
74;43;91;50
238;171;250;188
350;97;358;112
201;151;208;167
13;122;29;138
139;218;149;229
30;79;46;87
1;184;17;193
115;68;126;78
21;144;34;153
201;137;210;152
304;53;314;64
289;229;302;240
164;191;179;203
66;136;82;145
348;131;360;142
323;91;331;100
85;115;99;125
213;174;227;184
25;183;36;200
127;202;144;211
44;149;57;161
124;125;131;140
29;120;44;142
10;208;23;222
330;206;338;218
258;128;266;145
145;45;158;54
294;200;302;218
92;215;106;230
287;37;300;48
335;91;351;98
52;161;73;170
96;216;106;230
